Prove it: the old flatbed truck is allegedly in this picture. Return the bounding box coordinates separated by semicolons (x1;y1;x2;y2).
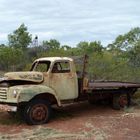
0;55;140;125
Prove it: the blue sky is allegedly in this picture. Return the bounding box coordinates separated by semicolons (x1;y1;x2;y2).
0;0;140;47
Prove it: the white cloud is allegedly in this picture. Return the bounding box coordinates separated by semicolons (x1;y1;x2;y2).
0;0;140;46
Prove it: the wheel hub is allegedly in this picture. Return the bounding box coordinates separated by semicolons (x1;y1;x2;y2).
31;104;48;122
119;96;128;107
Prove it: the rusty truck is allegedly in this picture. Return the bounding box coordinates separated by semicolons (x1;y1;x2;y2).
0;55;140;125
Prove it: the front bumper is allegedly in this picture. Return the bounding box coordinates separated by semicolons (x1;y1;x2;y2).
0;104;17;112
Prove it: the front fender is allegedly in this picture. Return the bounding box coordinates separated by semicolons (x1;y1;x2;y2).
16;85;60;106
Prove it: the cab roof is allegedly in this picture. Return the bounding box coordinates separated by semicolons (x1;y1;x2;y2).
34;57;73;62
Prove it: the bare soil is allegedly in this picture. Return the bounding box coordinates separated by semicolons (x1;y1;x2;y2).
0;101;140;140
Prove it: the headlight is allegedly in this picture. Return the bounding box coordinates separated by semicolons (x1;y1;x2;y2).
13;90;18;98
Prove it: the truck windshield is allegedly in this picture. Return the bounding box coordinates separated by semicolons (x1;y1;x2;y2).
31;61;51;72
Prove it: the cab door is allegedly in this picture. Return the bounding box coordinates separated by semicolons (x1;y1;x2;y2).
49;61;78;100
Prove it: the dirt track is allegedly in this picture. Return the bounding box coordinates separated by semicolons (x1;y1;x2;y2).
0;101;140;140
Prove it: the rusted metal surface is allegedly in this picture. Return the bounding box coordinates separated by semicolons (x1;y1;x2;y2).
49;60;78;100
0;57;79;107
80;55;88;93
4;72;43;83
88;81;140;89
30;104;48;122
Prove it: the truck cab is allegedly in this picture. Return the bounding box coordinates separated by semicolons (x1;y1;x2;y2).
31;57;79;100
0;57;79;125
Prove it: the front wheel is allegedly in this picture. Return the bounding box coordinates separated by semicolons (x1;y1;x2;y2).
24;99;51;125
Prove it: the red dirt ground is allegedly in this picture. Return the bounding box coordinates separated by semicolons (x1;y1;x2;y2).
0;101;140;140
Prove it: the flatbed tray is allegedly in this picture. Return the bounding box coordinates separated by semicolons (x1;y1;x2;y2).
88;81;140;89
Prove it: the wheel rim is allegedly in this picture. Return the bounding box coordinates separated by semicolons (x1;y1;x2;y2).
30;104;48;123
119;95;128;107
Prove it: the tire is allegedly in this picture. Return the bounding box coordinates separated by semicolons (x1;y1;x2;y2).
112;93;130;110
24;99;51;125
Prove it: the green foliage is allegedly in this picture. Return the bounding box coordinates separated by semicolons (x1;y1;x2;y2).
109;27;140;51
8;23;32;49
0;47;24;71
1;25;140;82
127;40;140;67
61;45;71;50
43;39;60;50
77;41;103;54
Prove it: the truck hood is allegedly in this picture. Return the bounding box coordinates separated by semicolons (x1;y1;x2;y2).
3;71;44;83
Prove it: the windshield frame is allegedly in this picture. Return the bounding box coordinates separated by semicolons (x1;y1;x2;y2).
30;60;51;72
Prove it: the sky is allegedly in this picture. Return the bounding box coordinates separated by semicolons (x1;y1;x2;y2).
0;0;140;47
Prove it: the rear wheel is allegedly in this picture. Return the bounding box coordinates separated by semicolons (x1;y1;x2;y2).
24;99;51;125
112;93;130;110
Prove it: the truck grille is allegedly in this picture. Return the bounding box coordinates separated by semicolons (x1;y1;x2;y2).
0;88;7;100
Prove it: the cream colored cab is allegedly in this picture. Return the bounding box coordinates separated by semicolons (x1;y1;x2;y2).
32;57;79;100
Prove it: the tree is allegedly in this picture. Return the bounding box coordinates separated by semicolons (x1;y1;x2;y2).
77;41;89;50
89;41;103;53
8;23;32;49
43;39;60;50
107;27;140;67
0;47;24;71
108;27;140;51
0;44;6;47
127;40;140;67
77;41;103;54
61;45;71;50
